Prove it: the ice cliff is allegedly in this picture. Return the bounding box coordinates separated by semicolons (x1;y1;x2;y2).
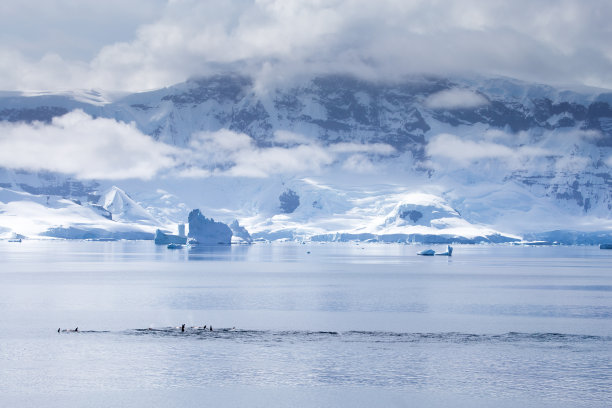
187;209;232;245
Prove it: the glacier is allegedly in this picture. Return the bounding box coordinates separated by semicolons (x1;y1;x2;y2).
1;73;612;243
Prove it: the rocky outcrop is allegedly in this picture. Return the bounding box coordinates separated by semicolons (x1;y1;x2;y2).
279;189;300;214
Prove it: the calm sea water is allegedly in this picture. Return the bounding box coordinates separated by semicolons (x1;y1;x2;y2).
0;241;610;407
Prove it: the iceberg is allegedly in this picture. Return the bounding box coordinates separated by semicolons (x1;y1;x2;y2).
100;186;159;225
417;245;453;256
188;209;232;245
154;229;187;245
435;245;453;256
230;219;252;244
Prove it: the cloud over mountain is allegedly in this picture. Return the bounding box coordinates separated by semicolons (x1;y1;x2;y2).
0;110;179;179
1;0;612;91
0;109;397;180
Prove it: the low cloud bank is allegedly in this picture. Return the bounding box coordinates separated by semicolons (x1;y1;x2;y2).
182;129;396;178
425;89;489;110
0;110;178;179
426;129;603;173
0;110;396;180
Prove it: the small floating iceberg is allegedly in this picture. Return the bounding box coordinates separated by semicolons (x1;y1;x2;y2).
155;229;187;245
435;245;453;256
417;245;453;256
7;233;25;243
600;244;612;249
167;243;185;249
417;249;435;256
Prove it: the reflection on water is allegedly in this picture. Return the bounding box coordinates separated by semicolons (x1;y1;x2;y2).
0;241;611;407
187;244;233;261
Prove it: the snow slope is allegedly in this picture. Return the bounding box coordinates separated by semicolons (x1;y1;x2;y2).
0;187;155;239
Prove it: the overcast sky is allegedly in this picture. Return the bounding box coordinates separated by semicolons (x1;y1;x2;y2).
1;0;612;92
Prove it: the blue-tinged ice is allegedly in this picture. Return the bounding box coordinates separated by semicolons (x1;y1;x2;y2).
188;209;232;245
435;245;453;256
417;245;453;256
230;219;252;244
154;229;187;245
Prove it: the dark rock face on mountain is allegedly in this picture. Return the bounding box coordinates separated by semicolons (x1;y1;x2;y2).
161;74;252;106
3;74;612;147
279;189;300;214
0;106;69;123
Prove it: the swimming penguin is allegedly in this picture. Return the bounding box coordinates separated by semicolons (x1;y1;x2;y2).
62;327;78;333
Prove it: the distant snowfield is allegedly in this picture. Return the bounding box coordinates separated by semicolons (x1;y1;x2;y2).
1;170;611;244
0;161;610;244
0;174;530;243
0;187;156;240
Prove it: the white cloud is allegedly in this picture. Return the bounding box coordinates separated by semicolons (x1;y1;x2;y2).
0;110;179;179
174;167;212;179
554;155;591;173
273;130;313;146
426;127;606;179
228;145;335;178
2;0;612;91
561;129;602;141
0;111;396;180
342;154;377;173
426;133;549;166
191;128;254;152
183;129;395;178
425;88;489;110
186;129;334;177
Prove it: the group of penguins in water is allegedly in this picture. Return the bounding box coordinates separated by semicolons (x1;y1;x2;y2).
178;324;214;332
57;324;236;333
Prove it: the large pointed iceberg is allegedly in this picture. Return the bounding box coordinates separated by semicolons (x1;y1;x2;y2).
100;186;159;225
188;209;232;245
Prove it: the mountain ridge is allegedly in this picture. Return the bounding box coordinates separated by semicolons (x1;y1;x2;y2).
0;73;611;242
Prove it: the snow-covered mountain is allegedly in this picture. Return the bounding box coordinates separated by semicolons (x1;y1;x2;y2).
1;73;612;243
